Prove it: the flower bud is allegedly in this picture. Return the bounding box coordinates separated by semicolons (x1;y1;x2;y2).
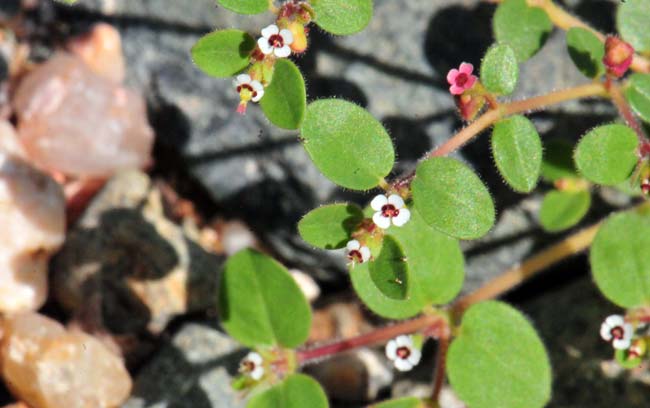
458;93;485;121
603;36;634;78
288;22;308;54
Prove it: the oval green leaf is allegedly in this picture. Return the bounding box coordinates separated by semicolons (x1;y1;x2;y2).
574;124;638;185
539;190;591;232
219;249;312;348
447;301;552;408
566;27;605;78
369;235;409;300
247;374;329;408
311;0;373;35
350;208;464;319
491;115;542;192
260;59;307;129
541;139;577;182
412;157;495;240
493;0;553;62
217;0;268;15
591;211;650;308
617;0;650;53
626;73;650;123
481;44;519;95
371;398;423;408
298;203;364;249
191;29;256;78
300;99;395;190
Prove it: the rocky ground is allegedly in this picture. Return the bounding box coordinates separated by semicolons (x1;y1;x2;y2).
0;0;647;407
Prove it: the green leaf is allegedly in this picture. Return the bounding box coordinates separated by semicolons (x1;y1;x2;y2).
55;0;78;4
300;99;394;190
298;203;364;249
311;0;373;35
217;0;268;15
574;124;638;185
369;236;409;300
192;29;256;78
481;44;519;95
219;249;312;348
260;59;307;129
493;0;553;62
491;115;542;192
617;0;650;53
541;139;577;182
412;157;495;240
539;190;591;232
591;211;650;308
350;207;464;319
371;398;424;408
247;374;329;408
566;27;605;78
447;301;552;408
626;73;650;123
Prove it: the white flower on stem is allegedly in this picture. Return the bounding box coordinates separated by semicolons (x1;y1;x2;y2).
346;239;371;264
600;315;634;350
371;194;411;229
258;24;294;58
239;351;265;380
385;335;421;372
233;74;264;114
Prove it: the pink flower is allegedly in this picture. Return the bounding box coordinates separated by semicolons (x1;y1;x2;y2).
446;62;477;95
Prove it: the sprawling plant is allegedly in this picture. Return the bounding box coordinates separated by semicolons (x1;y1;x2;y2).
121;0;650;406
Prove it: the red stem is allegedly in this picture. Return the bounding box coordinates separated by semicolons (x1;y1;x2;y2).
431;335;450;402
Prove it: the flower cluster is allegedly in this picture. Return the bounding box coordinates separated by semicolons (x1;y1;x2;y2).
446;62;477;96
599;314;649;366
385;335;422;371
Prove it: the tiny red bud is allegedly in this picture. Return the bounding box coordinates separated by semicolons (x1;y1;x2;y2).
458;93;485;121
603;36;634;77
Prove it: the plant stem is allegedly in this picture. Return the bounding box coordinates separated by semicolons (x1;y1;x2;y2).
296;314;445;364
428;83;606;159
431;336;449;403
606;79;648;142
452;222;601;315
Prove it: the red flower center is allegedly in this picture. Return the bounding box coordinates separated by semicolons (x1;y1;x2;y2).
237;84;257;98
610;326;624;340
381;204;399;218
269;34;284;48
455;73;468;87
348;249;363;263
241;360;256;373
396;346;411;359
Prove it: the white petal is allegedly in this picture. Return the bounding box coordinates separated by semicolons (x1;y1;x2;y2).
600;322;613;341
258;38;273;55
385;339;398;360
360;246;371;263
251;80;264;93
347;239;361;251
394;358;413;372
407;348;422;366
370;195;388;211
261;24;279;38
395;335;412;348
605;315;625;327
250;366;264;380
373;212;391;229
623;323;634;341
613;337;632;350
392;208;411;227
251;89;264;102
280;29;294;45
235;74;251;86
387;194;405;209
247;352;263;364
274;45;292;58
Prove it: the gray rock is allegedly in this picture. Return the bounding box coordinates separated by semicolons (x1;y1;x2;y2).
53;170;223;335
122;322;246;408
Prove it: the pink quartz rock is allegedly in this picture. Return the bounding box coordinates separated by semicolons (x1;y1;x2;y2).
0;313;132;408
12;53;153;178
67;23;126;83
0;153;65;313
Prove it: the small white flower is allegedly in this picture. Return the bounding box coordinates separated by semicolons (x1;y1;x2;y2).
234;74;264;103
258;24;294;58
385;335;421;372
600;315;634;350
346;239;371;264
240;351;265;380
371;194;411;229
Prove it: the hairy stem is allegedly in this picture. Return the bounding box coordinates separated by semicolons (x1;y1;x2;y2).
452;222;601;315
606;79;647;142
296;314;445;364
